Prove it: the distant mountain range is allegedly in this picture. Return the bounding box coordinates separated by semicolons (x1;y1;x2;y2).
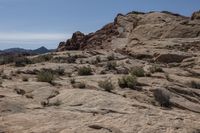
0;46;54;55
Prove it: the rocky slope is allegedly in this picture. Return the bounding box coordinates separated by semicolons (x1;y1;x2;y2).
57;10;200;51
0;10;200;133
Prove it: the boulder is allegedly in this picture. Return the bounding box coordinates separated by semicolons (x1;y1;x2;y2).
154;53;191;63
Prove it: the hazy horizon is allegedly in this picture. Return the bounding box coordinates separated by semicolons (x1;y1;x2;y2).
0;0;199;50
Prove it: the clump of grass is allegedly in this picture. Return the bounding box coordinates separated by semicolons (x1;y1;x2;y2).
70;78;76;84
15;57;32;67
106;61;117;70
31;54;53;63
96;56;101;63
107;54;115;61
153;88;171;108
1;74;9;79
51;99;62;106
118;75;138;89
37;70;54;83
189;81;200;89
98;79;114;92
130;67;145;77
41;99;62;107
78;66;93;76
72;82;86;89
149;65;163;73
55;67;65;76
22;76;29;82
0;78;3;87
0;55;15;65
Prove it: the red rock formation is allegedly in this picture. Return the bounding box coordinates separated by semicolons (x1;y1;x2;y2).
57;10;200;51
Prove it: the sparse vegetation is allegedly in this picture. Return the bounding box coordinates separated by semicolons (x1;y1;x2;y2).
22;76;29;82
96;56;101;63
130;67;145;77
107;54;115;61
15;57;32;67
149;65;163;73
78;66;93;76
0;78;3;87
72;82;86;89
106;61;117;70
1;74;9;79
70;78;76;84
31;54;53;63
153;88;171;108
37;70;54;83
41;99;62;107
98;79;114;92
118;75;138;89
54;67;65;76
189;81;200;89
0;55;15;65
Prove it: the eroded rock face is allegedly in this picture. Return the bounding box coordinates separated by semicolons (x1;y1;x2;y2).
57;10;200;51
191;10;200;20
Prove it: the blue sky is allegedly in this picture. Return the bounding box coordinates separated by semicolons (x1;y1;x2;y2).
0;0;199;50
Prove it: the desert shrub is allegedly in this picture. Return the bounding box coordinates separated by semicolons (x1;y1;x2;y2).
149;65;163;73
78;66;93;76
37;70;54;83
96;56;101;63
15;57;32;67
51;57;68;63
1;74;9;79
70;78;76;84
98;79;114;92
72;82;86;89
66;55;77;63
130;67;145;77
22;76;29;82
190;81;200;89
106;61;117;70
153;88;171;107
31;54;53;63
0;79;3;87
0;55;14;65
40;67;65;76
118;75;138;89
192;129;200;133
51;99;62;106
54;67;65;76
107;54;115;61
41;99;62;107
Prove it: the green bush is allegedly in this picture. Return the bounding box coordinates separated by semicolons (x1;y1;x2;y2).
106;61;117;70
78;66;93;76
37;70;54;83
98;80;114;92
130;67;145;77
118;75;138;89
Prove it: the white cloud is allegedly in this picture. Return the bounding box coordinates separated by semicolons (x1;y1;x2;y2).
0;32;71;49
0;32;70;41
